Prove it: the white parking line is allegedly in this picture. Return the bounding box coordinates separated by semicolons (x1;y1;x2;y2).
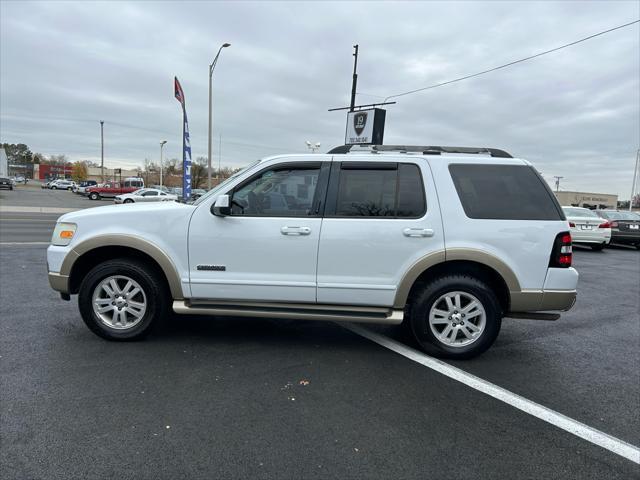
343;323;640;465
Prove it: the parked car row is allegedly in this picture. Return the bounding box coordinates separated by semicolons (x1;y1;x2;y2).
39;177;211;204
562;206;640;250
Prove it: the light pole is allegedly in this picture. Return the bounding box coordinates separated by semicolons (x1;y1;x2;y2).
159;140;167;187
100;120;104;183
630;149;640;211
208;42;231;189
306;141;321;153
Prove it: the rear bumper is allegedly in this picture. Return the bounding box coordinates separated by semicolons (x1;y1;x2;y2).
510;289;577;313
611;231;640;244
509;267;578;313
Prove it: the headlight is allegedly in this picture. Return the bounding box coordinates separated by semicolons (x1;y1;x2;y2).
51;222;77;246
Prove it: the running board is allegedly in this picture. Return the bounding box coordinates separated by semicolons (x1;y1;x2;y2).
172;300;404;325
506;312;561;321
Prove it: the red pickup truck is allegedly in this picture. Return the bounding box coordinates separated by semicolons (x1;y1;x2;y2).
86;178;144;200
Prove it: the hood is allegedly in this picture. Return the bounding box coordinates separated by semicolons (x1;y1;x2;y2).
58;200;195;224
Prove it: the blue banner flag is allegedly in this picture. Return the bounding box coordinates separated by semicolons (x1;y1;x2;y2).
174;76;191;201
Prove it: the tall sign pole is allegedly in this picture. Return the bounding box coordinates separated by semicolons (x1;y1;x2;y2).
329;45;394;149
350;45;358;112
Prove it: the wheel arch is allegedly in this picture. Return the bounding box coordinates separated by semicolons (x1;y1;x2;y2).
395;249;520;314
62;235;184;299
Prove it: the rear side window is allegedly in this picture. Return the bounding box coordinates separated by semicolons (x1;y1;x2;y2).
449;164;563;220
334;163;426;218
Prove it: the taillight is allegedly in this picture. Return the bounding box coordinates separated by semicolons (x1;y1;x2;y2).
549;231;572;268
610;221;618;228
569;222;576;228
598;221;611;229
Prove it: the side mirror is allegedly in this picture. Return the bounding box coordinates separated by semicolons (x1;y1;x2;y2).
212;194;231;217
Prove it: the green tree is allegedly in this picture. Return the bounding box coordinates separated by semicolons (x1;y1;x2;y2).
1;143;34;163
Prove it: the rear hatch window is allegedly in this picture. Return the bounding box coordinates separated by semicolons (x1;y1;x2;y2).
449;164;563;220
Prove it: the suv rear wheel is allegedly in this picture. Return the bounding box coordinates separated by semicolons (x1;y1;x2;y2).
78;258;168;340
408;275;502;359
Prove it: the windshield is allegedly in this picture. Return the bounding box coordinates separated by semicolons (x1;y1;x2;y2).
133;189;147;195
192;160;262;206
562;207;598;218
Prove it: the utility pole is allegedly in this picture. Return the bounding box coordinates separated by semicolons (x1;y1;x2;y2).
100;120;104;183
630;149;640;211
554;176;564;192
350;44;358;112
159;140;167;188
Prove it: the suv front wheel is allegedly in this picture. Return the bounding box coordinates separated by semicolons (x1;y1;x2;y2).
78;258;168;340
408;275;502;360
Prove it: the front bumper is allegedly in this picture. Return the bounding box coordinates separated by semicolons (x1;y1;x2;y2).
48;272;70;294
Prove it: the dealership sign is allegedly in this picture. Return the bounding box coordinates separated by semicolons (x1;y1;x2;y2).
345;108;386;145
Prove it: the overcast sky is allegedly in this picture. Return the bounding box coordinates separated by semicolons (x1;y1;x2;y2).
1;1;638;198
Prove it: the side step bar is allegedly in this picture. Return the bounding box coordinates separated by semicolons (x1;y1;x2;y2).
506;312;561;321
172;300;404;325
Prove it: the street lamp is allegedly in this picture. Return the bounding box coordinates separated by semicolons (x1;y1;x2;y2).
208;42;231;189
306;141;321;153
159;140;167;187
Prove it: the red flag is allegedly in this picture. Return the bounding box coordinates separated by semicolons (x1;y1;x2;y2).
174;76;185;108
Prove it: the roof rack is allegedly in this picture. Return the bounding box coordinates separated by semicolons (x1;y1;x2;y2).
326;144;513;158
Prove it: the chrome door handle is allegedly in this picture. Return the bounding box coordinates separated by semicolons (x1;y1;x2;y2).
281;226;311;236
403;228;434;238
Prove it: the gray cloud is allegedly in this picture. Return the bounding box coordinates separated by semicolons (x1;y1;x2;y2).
1;0;638;198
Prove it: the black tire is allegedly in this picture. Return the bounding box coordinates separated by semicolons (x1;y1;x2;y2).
51;186;57;190
124;198;134;204
591;243;605;251
407;275;502;360
89;192;100;200
78;258;169;341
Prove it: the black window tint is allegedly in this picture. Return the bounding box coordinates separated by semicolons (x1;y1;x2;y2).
335;164;425;218
336;169;396;216
449;164;563;220
397;164;426;217
232;167;319;216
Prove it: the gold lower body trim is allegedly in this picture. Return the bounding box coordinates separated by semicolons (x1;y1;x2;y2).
172;300;404;325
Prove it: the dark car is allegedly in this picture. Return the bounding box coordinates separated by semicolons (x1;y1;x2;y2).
0;177;14;190
595;210;640;249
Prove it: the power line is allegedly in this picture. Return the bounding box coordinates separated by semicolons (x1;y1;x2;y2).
380;19;639;102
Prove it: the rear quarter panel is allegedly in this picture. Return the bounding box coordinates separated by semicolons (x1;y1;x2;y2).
427;157;568;290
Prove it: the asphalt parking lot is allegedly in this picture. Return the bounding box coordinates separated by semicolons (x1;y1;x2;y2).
1;186;639;479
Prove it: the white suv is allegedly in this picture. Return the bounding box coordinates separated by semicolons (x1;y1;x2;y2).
46;145;578;359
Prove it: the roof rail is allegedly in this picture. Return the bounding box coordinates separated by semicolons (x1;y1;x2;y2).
326;144;513;158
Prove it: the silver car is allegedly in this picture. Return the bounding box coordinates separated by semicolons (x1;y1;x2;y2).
114;188;178;204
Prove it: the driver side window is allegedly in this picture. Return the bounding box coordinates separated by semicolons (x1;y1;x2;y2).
231;165;320;216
